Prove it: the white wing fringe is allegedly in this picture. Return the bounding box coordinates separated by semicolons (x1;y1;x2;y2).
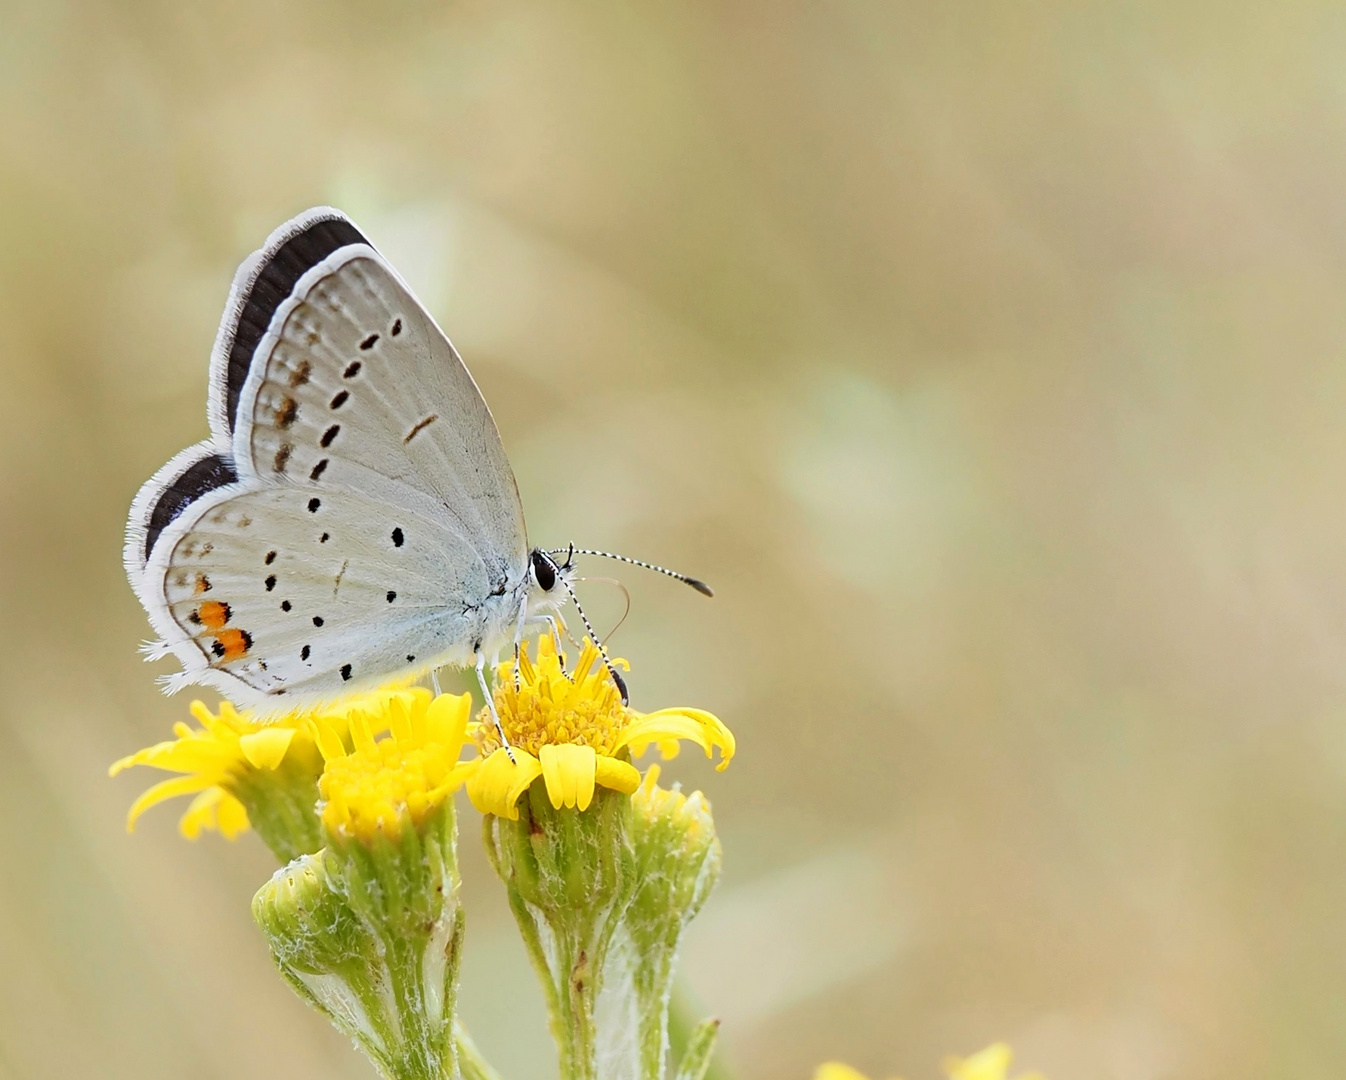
156;671;194;696
139;638;174;661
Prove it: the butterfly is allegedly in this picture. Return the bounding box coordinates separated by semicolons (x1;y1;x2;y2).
125;207;710;720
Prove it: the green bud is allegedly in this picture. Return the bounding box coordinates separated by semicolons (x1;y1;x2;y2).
622;769;722;1080
253;801;464;1080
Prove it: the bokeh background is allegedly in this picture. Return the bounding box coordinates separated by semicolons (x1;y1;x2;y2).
4;3;1346;1078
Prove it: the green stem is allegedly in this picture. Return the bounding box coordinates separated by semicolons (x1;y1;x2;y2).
553;918;601;1080
633;946;673;1080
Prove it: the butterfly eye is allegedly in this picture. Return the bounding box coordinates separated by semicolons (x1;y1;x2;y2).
531;549;556;591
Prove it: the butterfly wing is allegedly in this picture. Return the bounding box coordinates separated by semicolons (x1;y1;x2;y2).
144;484;492;705
127;208;529;707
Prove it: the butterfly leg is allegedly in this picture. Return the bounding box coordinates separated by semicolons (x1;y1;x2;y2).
475;648;516;763
513;592;530;691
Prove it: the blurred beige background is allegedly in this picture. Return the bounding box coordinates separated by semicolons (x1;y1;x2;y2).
3;2;1346;1078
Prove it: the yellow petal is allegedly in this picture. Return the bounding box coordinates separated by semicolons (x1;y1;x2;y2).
466;748;542;819
179;788;224;839
426;692;472;755
215;791;251;838
814;1066;872;1080
310;719;348;763
657;739;681;760
616;708;735;770
944;1044;1013;1080
427;760;480;803
539;743;597;810
109;736;233;777
238;727;295;770
125;774;215;832
594;754;641;795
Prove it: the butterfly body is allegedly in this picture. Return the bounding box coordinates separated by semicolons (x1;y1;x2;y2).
126;208;562;713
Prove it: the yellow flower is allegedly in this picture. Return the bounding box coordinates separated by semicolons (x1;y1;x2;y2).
467;636;734;819
815;1067;875;1080
109;686;423;839
314;690;475;843
813;1043;1045;1080
943;1044;1044;1080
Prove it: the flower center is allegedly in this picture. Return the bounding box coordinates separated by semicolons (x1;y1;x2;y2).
477;638;633;758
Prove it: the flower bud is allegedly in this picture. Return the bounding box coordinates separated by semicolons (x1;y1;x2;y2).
619;766;722;1080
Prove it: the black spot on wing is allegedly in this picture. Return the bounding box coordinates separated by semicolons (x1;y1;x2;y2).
224;216;368;432
144;452;238;562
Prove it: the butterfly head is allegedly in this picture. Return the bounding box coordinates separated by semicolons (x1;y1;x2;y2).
528;546;575;599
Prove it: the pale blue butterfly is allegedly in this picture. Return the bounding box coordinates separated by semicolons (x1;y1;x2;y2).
125;208;710;733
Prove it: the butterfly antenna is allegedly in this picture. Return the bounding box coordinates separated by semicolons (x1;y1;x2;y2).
552;548;714;597
552;570;630;704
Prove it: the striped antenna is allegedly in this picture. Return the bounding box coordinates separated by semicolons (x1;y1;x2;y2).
551;548;714;597
539;552;630;704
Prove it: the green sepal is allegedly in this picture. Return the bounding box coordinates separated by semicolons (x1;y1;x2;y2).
227;742;325;862
673;1018;721;1080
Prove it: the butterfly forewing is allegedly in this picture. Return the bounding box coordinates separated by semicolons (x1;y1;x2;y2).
235;249;526;578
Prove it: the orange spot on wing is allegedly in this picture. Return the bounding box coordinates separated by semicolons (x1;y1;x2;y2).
194;573;211;594
215;628;252;662
197;600;230;631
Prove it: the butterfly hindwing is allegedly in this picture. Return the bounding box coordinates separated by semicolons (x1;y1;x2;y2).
148;484;492;704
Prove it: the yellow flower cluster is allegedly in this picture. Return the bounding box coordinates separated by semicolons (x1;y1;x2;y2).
467;637;734;818
112;639;735;837
108;686;425;838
